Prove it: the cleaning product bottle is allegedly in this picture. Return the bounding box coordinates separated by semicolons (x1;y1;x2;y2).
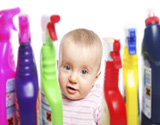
142;10;160;125
123;27;139;125
103;38;127;125
15;15;39;125
40;15;63;125
0;7;20;125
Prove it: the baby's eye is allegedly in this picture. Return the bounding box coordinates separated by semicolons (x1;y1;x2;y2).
65;65;71;70
81;69;88;75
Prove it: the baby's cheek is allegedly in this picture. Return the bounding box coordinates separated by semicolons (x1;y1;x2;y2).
58;73;65;86
80;86;91;97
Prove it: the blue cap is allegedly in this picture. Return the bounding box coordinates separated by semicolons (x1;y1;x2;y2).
127;28;136;55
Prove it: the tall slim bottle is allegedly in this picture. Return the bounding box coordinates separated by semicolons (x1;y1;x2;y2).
123;27;139;125
40;15;63;125
15;15;39;125
0;7;20;125
103;38;127;125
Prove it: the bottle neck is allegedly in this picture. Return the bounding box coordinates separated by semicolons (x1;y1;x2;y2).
17;43;35;77
104;61;119;89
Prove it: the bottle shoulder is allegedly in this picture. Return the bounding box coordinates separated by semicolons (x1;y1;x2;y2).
143;24;160;63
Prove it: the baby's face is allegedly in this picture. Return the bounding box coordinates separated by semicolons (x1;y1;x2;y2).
58;41;100;100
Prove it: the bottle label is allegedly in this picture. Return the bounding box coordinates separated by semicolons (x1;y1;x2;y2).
142;60;152;119
6;78;16;125
36;90;40;125
41;90;52;125
102;96;110;125
15;93;20;125
15;89;40;125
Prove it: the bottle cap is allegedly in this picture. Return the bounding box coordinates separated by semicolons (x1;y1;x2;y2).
126;28;136;55
145;9;159;25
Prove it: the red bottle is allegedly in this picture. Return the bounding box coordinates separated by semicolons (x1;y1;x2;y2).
103;38;127;125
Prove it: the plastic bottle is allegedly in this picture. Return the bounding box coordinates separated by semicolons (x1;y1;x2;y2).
40;15;63;125
102;38;127;125
123;27;139;125
0;7;20;125
142;10;160;125
15;15;39;125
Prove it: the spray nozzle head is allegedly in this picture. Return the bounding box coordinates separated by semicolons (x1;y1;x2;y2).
19;14;30;44
110;40;122;69
47;15;60;41
126;28;136;55
0;7;20;41
103;38;122;69
145;9;159;25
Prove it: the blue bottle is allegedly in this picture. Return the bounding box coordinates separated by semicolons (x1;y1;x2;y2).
142;11;160;125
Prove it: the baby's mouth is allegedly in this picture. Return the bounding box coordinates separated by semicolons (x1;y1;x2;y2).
67;86;77;94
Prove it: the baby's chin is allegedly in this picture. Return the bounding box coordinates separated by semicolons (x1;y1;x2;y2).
63;93;85;101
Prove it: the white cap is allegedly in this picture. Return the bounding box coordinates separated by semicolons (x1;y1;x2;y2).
41;15;50;44
103;37;114;61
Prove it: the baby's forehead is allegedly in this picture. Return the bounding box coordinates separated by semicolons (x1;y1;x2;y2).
62;38;101;51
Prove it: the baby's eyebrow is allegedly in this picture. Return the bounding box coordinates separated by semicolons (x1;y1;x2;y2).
81;65;92;71
61;60;72;66
61;59;68;64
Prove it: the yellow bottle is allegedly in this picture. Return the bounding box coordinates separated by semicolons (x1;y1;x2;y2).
123;27;139;125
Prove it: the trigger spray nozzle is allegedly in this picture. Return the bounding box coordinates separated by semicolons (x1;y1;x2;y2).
19;15;30;44
0;7;20;41
47;15;60;41
110;40;122;69
127;28;136;55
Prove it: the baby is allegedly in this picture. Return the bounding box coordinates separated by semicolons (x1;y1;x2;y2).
58;28;103;125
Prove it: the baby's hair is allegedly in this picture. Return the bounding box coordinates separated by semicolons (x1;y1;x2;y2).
60;28;101;47
59;28;103;71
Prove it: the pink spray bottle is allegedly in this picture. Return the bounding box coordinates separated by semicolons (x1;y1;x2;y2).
0;7;20;125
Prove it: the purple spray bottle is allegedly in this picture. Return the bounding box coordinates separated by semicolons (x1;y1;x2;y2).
15;15;39;125
0;7;20;125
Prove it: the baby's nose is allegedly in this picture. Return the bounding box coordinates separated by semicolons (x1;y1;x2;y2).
69;72;78;84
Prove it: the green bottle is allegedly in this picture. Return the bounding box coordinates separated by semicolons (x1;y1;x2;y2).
40;15;63;125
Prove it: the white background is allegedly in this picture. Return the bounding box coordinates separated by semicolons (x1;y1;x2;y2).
1;0;160;120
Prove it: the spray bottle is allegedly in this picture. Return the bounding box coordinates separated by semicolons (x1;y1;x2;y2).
40;15;63;125
142;10;160;125
15;15;39;125
102;38;127;125
123;27;139;125
0;7;20;125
